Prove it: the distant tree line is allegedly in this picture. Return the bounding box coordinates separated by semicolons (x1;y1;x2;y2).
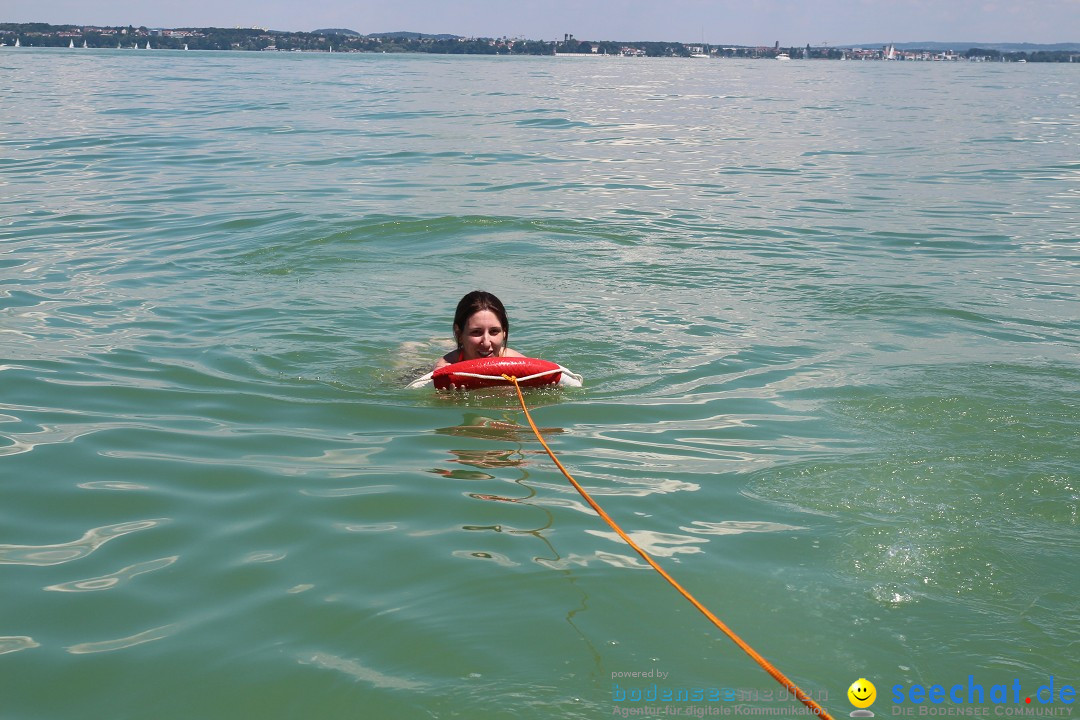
1;23;1077;61
553;39;691;57
965;47;1078;62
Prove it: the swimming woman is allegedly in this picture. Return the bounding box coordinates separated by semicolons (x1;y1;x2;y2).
435;291;525;370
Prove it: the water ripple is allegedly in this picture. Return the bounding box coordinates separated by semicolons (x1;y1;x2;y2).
66;624;175;654
0;636;40;655
680;520;807;536
584;529;706;558
298;651;426;689
45;555;178;592
0;519;166;566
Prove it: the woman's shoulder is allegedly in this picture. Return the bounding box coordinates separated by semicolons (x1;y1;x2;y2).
502;348;525;358
434;350;458;370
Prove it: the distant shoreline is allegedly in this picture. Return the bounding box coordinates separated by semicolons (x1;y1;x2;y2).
2;22;1078;61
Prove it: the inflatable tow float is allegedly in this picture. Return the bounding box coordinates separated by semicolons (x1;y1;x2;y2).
407;357;583;390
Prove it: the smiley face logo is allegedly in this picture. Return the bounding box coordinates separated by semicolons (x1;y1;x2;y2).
848;678;877;711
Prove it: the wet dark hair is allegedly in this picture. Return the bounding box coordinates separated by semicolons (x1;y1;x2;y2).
453;291;510;346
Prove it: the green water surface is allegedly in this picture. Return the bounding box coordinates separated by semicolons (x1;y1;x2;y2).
1;49;1077;719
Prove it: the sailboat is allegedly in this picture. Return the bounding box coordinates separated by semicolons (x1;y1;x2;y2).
145;41;151;50
184;43;189;51
83;40;88;49
690;28;709;58
69;39;75;48
15;38;21;47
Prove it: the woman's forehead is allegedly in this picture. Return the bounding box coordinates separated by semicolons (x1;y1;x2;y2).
463;309;502;328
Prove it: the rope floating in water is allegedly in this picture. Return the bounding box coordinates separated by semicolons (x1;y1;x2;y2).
502;373;833;720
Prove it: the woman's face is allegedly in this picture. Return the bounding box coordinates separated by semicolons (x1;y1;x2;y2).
456;309;506;360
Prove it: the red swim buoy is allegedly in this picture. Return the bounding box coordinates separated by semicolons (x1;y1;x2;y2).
432;357;564;390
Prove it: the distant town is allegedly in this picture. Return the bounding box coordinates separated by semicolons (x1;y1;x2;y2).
2;23;1078;62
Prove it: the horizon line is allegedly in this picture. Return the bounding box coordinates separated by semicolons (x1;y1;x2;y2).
2;21;1077;48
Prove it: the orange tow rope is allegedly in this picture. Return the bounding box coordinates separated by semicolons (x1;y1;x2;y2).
503;375;833;720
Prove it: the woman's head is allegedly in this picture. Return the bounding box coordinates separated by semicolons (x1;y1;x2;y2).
453;291;510;360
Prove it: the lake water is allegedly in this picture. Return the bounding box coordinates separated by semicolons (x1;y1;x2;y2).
1;49;1077;719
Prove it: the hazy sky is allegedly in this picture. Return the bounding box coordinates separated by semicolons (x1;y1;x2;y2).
7;0;1079;45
